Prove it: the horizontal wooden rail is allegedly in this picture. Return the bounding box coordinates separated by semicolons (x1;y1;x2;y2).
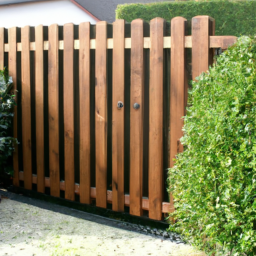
18;171;173;213
4;35;237;52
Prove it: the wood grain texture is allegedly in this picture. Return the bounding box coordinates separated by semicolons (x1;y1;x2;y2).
9;27;19;187
0;28;4;69
48;24;60;197
170;17;187;211
79;22;91;204
112;19;125;212
192;16;215;80
21;26;32;190
148;18;164;220
35;25;45;193
95;21;108;208
130;19;144;217
63;23;75;201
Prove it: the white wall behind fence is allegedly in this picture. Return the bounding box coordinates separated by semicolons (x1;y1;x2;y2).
0;0;97;28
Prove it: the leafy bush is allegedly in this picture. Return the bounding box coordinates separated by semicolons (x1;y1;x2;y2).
0;68;17;177
168;36;256;255
116;1;256;36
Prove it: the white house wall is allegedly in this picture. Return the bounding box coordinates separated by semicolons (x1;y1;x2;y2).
0;0;97;28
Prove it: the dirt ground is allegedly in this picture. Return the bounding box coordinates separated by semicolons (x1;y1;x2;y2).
0;190;205;256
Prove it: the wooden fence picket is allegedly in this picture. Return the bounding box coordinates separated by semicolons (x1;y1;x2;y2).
95;21;108;208
130;19;144;217
148;18;165;220
48;24;60;197
63;23;75;201
0;27;4;69
112;19;125;212
79;22;91;204
21;26;32;190
35;24;45;193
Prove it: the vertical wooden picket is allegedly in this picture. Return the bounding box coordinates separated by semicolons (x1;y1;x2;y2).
48;24;60;197
21;26;32;190
170;17;187;209
112;19;125;212
0;28;4;69
95;21;108;208
35;25;45;193
148;18;164;220
79;22;91;204
63;23;75;201
192;16;215;80
9;27;19;187
130;19;144;217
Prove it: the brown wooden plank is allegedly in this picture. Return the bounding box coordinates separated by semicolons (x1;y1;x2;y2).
148;18;164;220
35;25;45;193
9;27;19;187
48;24;60;197
192;16;215;80
63;23;75;201
209;36;237;49
112;19;125;212
0;28;4;69
21;26;32;190
130;19;144;216
95;21;108;208
79;22;91;204
170;17;187;211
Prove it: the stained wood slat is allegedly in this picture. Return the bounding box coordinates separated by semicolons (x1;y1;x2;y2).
130;19;144;216
48;24;60;197
95;21;108;208
35;25;45;193
112;19;125;212
21;26;32;190
192;16;215;80
9;27;19;187
63;23;75;201
79;22;91;204
148;18;164;220
0;28;4;69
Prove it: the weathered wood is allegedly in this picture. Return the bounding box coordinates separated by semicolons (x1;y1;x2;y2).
35;25;45;193
192;16;215;80
21;26;32;190
130;19;144;216
63;23;75;201
48;24;60;197
95;21;108;208
0;28;4;69
79;22;91;204
9;27;19;187
148;18;164;220
112;20;125;212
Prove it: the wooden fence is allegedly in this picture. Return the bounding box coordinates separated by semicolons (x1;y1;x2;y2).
2;16;237;220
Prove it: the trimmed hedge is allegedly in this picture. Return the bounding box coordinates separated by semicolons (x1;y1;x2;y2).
168;36;256;255
116;1;256;36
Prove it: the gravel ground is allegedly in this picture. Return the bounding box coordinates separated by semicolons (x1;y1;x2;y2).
0;190;205;256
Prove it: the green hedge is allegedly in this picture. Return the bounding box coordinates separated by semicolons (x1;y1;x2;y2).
116;1;256;36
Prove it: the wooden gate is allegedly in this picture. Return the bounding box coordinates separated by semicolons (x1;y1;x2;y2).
2;16;236;220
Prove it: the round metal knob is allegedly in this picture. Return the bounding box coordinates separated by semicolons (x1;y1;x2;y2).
133;103;140;110
117;101;124;110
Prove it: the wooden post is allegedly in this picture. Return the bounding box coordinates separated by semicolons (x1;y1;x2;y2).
130;19;144;217
112;19;125;212
63;23;75;201
21;26;32;190
95;21;108;208
9;27;19;187
192;16;215;80
170;17;187;209
48;24;60;197
148;18;165;220
0;28;4;69
35;25;45;193
79;22;91;204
